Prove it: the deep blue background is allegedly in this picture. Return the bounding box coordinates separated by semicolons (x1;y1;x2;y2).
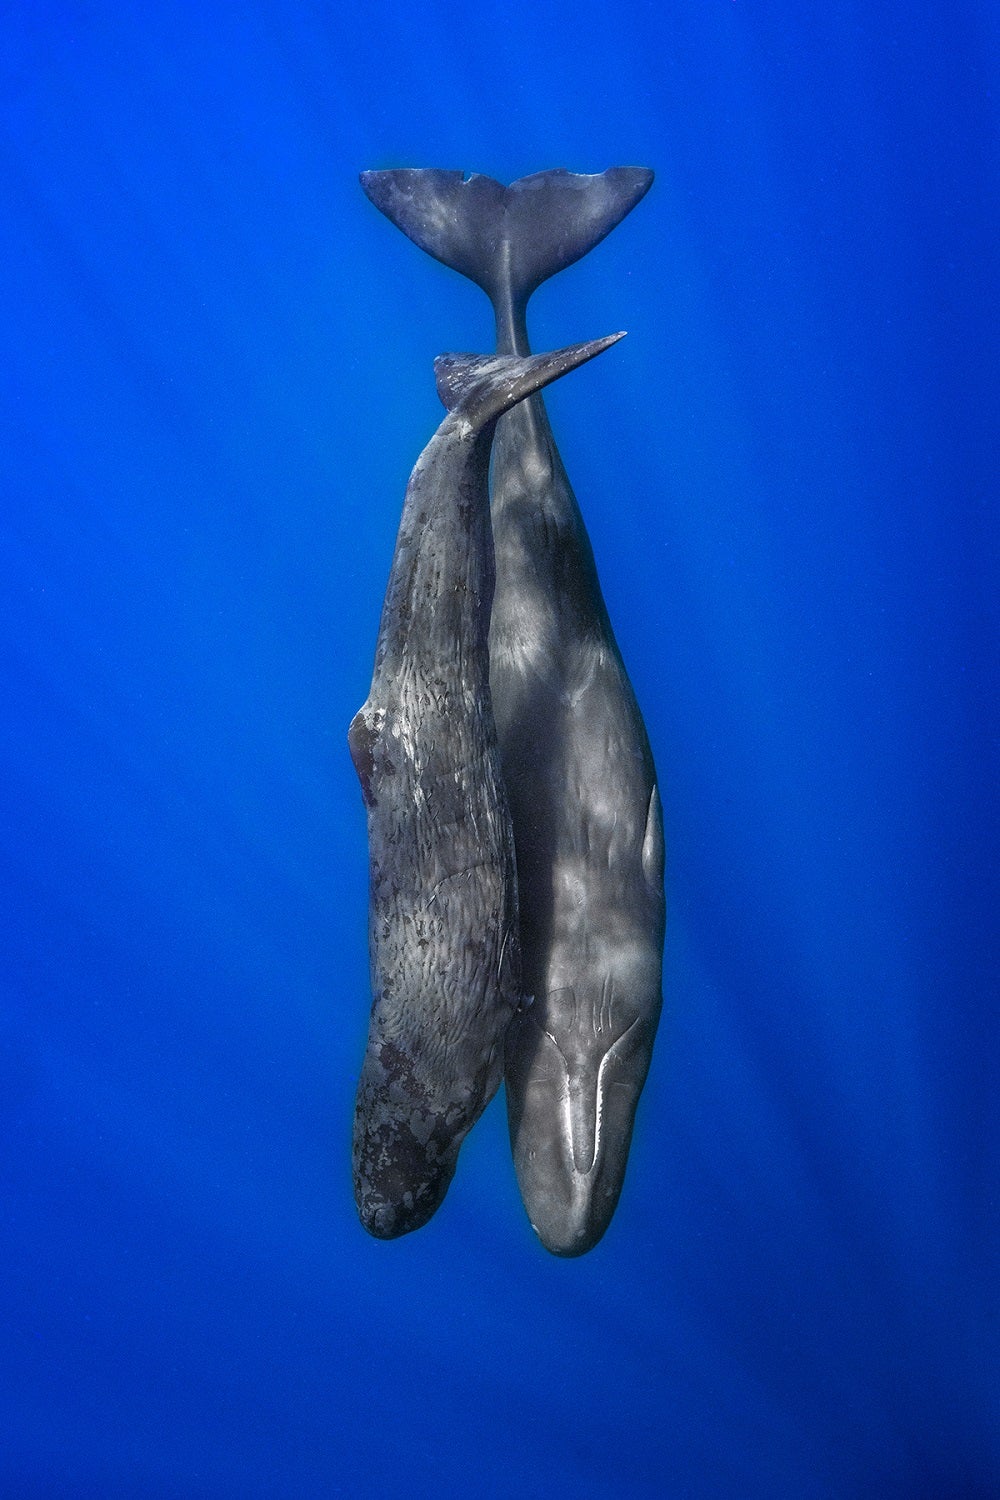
2;3;998;1495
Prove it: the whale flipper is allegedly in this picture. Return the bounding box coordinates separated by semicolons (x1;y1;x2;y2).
360;167;653;309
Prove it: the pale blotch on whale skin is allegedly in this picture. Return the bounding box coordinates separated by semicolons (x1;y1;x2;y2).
349;334;626;1241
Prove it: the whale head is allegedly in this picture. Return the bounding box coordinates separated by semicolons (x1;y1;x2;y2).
353;1125;459;1240
504;957;661;1257
352;1035;497;1240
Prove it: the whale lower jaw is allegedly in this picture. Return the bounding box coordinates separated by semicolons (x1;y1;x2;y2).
504;1011;652;1257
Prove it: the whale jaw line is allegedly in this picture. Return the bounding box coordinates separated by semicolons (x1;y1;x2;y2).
505;1006;655;1256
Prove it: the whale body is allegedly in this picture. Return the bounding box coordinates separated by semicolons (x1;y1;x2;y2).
350;332;625;1240
361;167;665;1255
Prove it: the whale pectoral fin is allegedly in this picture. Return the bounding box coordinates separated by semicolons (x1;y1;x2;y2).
641;784;665;893
348;708;378;808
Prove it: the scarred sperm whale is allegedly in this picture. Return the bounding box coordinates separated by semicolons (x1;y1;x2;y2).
361;167;665;1255
350;332;625;1240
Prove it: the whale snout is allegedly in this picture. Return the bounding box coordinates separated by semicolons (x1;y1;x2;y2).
354;1144;457;1241
526;1169;623;1259
504;1002;657;1256
362;1199;402;1240
352;1090;463;1241
356;1178;448;1241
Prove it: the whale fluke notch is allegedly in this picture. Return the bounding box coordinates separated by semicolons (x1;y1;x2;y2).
434;333;627;424
360;168;653;305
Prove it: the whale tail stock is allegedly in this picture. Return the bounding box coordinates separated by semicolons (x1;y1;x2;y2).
359;167;653;314
434;333;626;428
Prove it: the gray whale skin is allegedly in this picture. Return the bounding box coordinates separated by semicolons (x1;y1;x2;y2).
361;167;665;1256
349;333;624;1240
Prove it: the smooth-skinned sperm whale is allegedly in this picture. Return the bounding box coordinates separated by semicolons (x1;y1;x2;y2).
349;331;625;1240
361;167;665;1255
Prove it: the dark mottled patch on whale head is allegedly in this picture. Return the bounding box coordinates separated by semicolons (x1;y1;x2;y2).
353;1041;469;1240
354;1115;461;1239
356;1144;457;1240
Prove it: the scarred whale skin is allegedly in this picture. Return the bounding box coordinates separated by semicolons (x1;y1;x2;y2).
349;333;625;1240
361;168;664;1255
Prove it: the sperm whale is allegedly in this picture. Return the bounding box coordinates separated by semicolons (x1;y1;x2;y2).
360;167;665;1255
349;331;625;1240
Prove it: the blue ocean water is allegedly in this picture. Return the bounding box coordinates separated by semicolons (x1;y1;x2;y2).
2;3;998;1495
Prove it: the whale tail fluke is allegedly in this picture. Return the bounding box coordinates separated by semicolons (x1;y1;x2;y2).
360;168;653;308
434;334;626;427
